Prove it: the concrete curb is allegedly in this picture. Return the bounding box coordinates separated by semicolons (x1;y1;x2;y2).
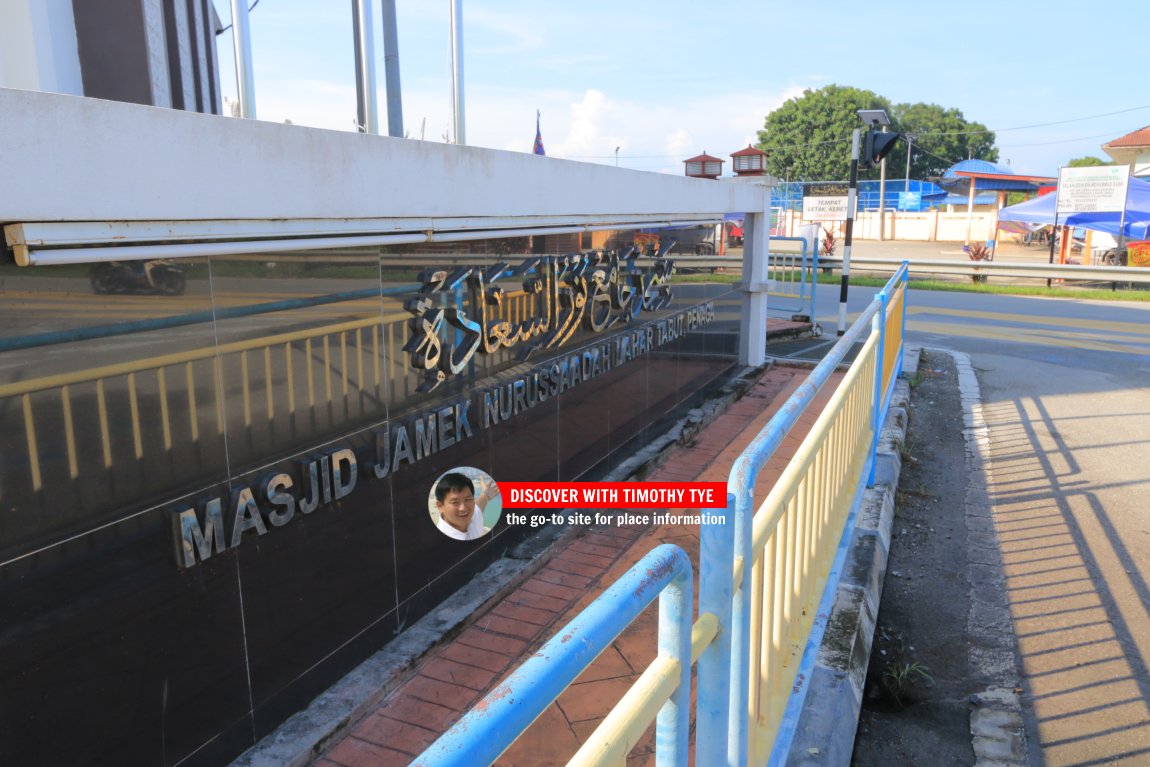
781;345;1029;767
779;356;915;766
944;347;1028;767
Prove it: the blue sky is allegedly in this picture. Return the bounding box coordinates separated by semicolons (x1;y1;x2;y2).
211;0;1150;177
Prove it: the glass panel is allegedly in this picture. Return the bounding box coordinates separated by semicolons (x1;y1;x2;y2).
0;256;223;556
206;249;392;469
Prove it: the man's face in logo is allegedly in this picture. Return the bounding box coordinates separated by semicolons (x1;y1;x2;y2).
437;487;476;533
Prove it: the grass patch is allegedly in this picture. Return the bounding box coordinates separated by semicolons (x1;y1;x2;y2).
882;660;934;707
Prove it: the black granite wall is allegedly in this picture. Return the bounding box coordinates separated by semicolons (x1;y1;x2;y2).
0;244;741;766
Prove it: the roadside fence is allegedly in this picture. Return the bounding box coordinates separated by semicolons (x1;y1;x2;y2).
414;262;910;766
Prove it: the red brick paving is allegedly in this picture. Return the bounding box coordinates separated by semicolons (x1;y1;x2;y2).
315;363;840;766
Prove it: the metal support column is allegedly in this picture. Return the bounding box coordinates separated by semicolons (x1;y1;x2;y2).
449;0;466;144
352;0;378;134
229;0;256;118
381;0;404;137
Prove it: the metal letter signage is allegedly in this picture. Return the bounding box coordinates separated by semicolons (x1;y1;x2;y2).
168;289;716;570
403;252;674;393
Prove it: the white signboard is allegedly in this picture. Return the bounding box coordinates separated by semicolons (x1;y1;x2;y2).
1057;166;1129;214
802;195;848;222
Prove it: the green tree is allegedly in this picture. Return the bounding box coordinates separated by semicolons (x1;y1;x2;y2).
757;84;892;181
890;102;997;179
757;86;999;181
1067;155;1113;167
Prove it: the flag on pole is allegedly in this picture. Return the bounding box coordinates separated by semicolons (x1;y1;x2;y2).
533;110;545;156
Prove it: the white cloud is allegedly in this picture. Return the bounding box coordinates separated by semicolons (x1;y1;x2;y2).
664;129;692;162
239;67;817;177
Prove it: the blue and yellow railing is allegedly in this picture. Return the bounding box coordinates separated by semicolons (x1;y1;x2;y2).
414;262;909;766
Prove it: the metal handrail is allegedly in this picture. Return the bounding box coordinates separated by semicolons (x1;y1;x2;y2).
697;262;908;765
412;544;694;767
819;256;1150;284
765;236;818;320
409;264;910;766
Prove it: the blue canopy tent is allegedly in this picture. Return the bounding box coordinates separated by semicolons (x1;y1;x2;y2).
997;177;1150;240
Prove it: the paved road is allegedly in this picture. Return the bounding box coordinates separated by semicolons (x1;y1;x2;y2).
820;280;1150;766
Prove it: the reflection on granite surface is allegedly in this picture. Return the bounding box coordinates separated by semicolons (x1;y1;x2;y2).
0;240;741;765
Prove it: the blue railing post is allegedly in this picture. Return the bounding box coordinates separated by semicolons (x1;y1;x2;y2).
697;496;735;765
810;238;819;326
656;554;693;766
898;261;909;378
728;481;753;767
868;290;887;487
413;545;693;767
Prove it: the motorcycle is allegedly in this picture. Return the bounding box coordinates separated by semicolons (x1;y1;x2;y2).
90;260;187;296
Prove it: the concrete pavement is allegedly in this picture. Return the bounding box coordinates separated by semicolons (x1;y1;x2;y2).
976;351;1150;766
892;262;1150;766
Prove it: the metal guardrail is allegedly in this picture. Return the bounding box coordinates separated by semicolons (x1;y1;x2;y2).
698;262;907;765
820;256;1150;285
763;237;818;320
411;264;910;766
412;544;695;766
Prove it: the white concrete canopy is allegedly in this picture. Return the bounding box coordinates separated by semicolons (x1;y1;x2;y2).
0;88;767;228
0;87;773;366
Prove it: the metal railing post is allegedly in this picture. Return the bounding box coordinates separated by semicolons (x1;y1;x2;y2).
728;483;753;767
413;545;692;766
697;495;735;765
868;291;887;487
899;261;909;376
657;559;693;766
810;238;819;326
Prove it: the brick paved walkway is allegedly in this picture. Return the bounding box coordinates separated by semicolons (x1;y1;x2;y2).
316;364;838;767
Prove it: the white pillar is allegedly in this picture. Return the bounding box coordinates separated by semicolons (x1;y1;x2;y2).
0;0;83;95
739;205;771;366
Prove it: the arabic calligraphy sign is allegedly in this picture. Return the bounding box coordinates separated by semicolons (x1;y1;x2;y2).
403;251;675;392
